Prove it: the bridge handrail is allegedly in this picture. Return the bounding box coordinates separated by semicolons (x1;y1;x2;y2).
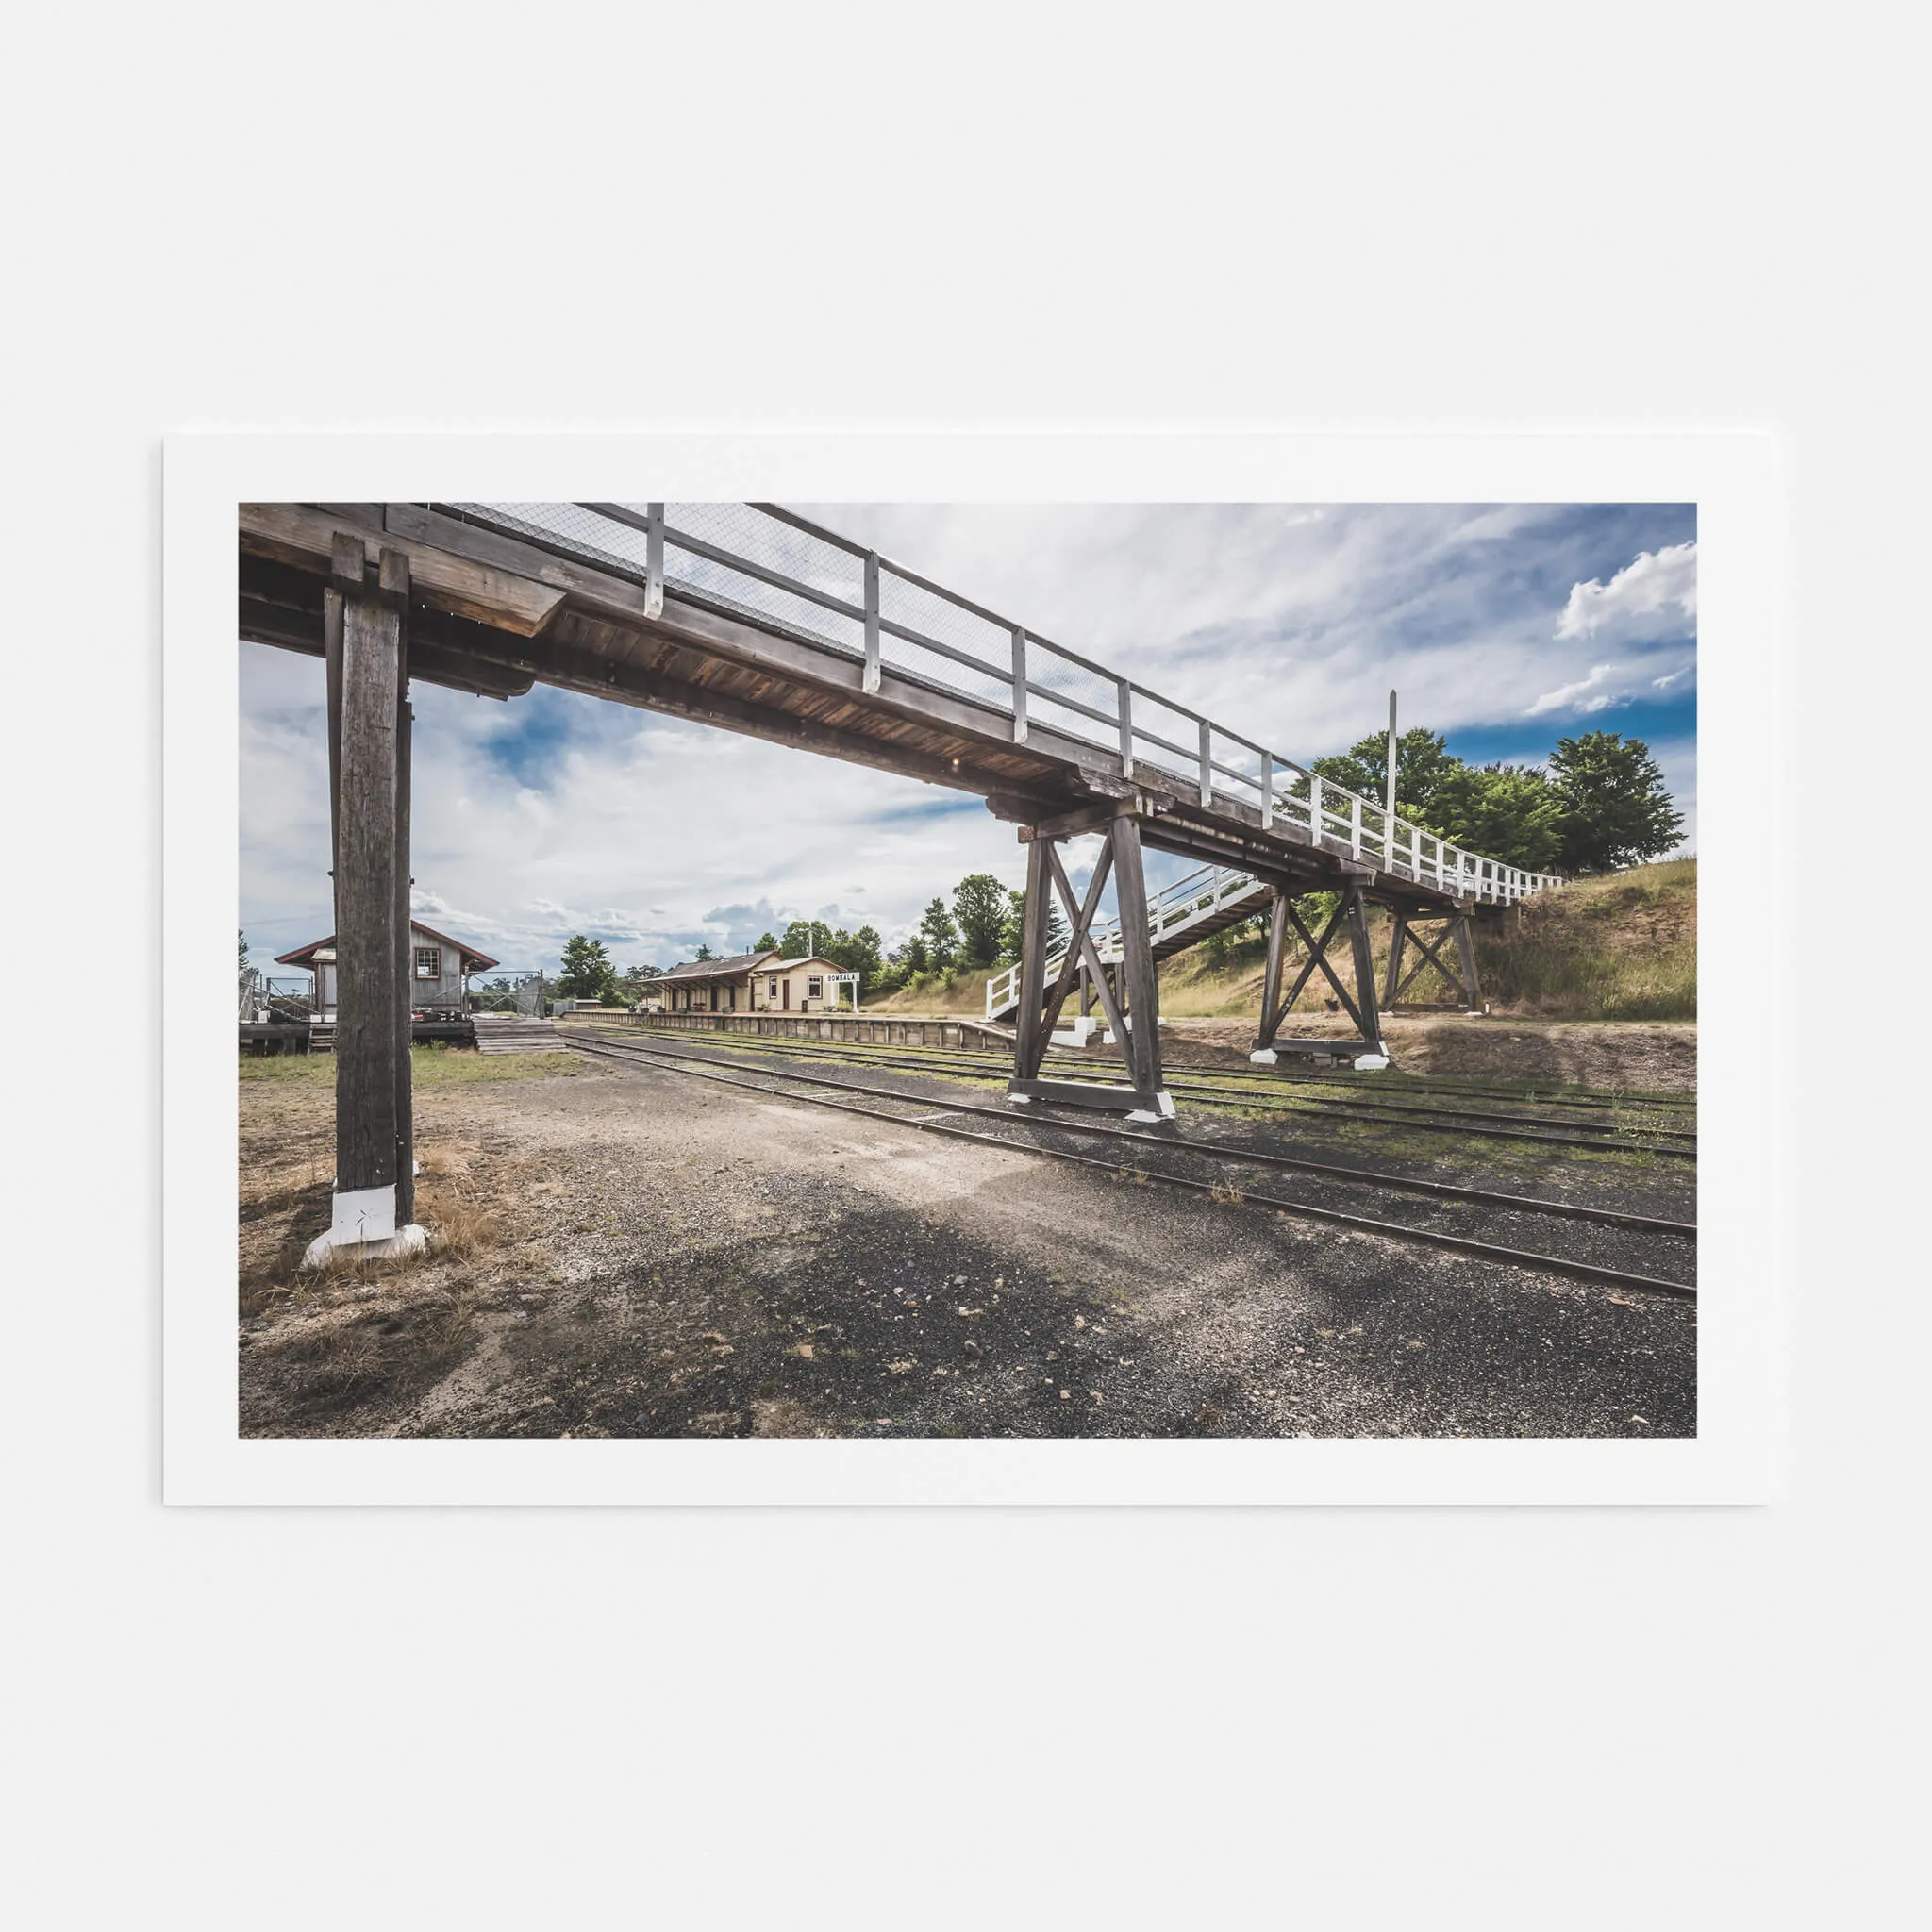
445;500;1561;911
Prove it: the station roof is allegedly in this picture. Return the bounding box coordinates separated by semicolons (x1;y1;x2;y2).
275;919;499;974
657;949;777;983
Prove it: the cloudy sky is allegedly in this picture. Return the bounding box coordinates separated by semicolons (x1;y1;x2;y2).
240;502;1696;978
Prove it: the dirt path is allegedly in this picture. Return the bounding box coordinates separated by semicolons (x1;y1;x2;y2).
240;1059;1694;1441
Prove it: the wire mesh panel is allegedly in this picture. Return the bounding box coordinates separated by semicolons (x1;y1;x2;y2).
665;502;867;659
1023;640;1120;758
1124;687;1199;789
876;566;1014;711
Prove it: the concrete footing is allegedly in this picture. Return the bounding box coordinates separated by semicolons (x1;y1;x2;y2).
302;1223;427;1270
1248;1048;1277;1065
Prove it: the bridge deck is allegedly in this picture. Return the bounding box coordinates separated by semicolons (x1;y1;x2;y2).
238;501;1555;915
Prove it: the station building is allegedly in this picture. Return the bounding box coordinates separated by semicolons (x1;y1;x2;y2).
275;920;499;1022
657;950;852;1015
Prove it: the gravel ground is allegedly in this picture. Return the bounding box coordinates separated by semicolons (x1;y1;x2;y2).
239;1051;1695;1441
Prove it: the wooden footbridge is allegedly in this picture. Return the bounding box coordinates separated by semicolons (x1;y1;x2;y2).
238;501;1557;1257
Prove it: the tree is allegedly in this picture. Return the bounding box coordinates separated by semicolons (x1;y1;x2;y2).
1548;732;1684;874
693;941;714;961
778;919;824;959
1427;762;1566;874
952;873;1009;967
617;962;664;1005
917;896;959;972
557;934;620;1002
1313;726;1459;817
901;932;931;978
754;931;780;953
1001;887;1070;963
840;924;884;994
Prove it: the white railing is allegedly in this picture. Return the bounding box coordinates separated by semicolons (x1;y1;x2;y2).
445;500;1561;917
983;861;1269;1021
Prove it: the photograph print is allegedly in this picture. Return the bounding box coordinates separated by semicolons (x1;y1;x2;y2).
234;496;1696;1444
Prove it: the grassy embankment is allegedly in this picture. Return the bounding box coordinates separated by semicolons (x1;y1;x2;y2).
867;858;1696;1023
238;1043;596;1085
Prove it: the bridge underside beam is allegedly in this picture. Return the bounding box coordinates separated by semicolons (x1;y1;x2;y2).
1250;878;1389;1070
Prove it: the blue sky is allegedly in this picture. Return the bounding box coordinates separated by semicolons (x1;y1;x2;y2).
240;502;1695;978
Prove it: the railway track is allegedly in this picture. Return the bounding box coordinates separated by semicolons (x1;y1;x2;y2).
566;1031;1696;1300
630;1021;1698;1115
576;1025;1695;1158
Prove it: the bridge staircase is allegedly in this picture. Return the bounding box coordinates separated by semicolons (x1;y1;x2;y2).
985;861;1271;1024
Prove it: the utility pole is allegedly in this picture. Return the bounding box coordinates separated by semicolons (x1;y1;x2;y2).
1384;689;1399;825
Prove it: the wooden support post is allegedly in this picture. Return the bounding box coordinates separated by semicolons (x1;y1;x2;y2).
1453;914;1482;1010
392;592;414;1225
1251;888;1291;1058
1108;814;1169;1115
1343;879;1388;1064
304;542;423;1266
1009;834;1052;1084
1383;913;1409;1009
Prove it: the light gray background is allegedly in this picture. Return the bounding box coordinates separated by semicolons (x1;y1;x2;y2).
3;3;1916;1927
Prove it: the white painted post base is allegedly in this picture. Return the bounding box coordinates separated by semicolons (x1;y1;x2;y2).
1353;1053;1391;1072
1050;1016;1098;1048
302;1224;428;1269
301;1182;428;1270
1248;1048;1278;1065
1125;1091;1177;1124
1006;1093;1034;1107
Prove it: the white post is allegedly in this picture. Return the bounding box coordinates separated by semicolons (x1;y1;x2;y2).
644;503;665;620
1117;678;1135;778
1309;772;1324;843
1010;626;1029;743
862;551;881;694
1259;751;1273;828
1351;791;1362;858
1384;688;1398;851
1198;718;1213;806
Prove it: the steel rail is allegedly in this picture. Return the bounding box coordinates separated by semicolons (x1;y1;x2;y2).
587;1027;1692;1143
566;1035;1696;1299
575;1032;1693;1235
621;1016;1696;1113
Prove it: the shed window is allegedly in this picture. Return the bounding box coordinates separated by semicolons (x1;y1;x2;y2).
414;947;441;978
807;976;823;999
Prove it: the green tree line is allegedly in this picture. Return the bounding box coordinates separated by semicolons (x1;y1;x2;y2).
1310;726;1683;876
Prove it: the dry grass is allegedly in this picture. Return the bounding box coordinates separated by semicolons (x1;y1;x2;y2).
239;1045;599;1087
238;1130;550;1424
1156;858;1697;1023
1208;1181;1246;1206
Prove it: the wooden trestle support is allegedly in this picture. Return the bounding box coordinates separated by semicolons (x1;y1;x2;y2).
301;536;426;1268
1248;875;1391;1071
1007;809;1174;1123
1382;908;1484;1015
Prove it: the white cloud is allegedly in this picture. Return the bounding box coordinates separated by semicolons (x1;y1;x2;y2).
1555;541;1697;644
1527;663;1622;717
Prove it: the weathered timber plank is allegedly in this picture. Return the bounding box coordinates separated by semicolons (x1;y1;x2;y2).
242;504;567;638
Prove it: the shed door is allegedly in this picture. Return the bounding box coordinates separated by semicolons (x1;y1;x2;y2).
782;978;791;1010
